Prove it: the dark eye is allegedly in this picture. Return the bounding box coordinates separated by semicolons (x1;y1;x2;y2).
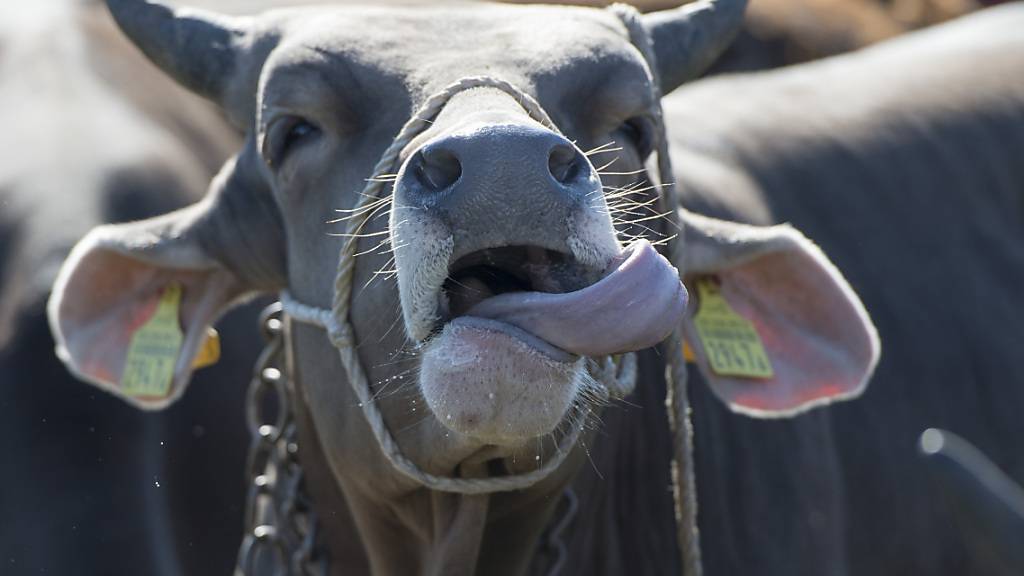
617;116;655;159
264;116;321;168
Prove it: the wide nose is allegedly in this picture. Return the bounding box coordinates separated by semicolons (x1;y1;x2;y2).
399;123;599;247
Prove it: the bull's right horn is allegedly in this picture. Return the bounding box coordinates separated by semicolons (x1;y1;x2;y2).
642;0;748;94
105;0;251;103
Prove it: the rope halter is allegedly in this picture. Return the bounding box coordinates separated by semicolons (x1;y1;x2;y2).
280;74;637;494
280;15;696;569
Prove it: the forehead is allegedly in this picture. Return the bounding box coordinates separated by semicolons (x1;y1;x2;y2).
265;4;649;99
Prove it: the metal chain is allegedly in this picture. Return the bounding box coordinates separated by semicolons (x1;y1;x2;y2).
541;488;579;576
235;303;326;576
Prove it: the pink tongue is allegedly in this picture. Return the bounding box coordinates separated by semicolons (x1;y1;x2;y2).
466;240;687;357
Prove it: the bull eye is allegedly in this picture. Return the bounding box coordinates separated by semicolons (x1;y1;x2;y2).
264;115;322;169
617;116;656;159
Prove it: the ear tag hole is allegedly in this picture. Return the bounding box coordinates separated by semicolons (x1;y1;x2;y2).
692;277;774;379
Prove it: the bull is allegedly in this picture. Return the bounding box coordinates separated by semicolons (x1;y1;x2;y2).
47;0;1024;575
0;2;259;573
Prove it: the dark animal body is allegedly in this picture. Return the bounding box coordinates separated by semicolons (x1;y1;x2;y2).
0;3;259;574
656;8;1024;574
38;2;1024;576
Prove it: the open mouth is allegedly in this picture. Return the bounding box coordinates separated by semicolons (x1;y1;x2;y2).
440;246;599;323
414;238;687;443
422;239;688;361
431;245;601;361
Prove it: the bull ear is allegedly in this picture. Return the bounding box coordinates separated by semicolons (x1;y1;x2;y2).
641;0;748;93
105;0;250;103
47;149;285;410
678;210;880;417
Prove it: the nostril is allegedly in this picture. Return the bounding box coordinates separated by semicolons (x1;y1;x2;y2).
416;147;462;191
548;144;580;184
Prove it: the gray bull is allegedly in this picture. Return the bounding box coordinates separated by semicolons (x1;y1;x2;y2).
45;1;1024;576
0;2;259;574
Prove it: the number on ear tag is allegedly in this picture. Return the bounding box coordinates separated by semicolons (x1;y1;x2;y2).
121;283;184;399
693;278;774;378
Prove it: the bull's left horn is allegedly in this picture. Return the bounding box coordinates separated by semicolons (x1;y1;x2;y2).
105;0;250;102
641;0;748;93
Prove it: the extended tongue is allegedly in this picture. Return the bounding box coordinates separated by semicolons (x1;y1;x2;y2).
466;240;687;357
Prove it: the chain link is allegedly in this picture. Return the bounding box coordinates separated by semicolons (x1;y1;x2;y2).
540;488;578;576
235;303;326;576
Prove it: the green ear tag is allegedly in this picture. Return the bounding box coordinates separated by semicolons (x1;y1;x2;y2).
121;283;184;399
693;278;774;378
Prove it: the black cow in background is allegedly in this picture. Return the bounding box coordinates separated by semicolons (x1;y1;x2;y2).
0;2;259;574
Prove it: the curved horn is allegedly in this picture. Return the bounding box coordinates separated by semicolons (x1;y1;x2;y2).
919;428;1024;572
642;0;748;93
105;0;249;102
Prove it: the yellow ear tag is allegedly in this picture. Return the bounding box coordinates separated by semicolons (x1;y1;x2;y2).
121;283;184;399
682;340;696;362
692;278;774;378
191;328;221;370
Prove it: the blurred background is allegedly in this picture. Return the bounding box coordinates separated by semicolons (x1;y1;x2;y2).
0;0;1008;574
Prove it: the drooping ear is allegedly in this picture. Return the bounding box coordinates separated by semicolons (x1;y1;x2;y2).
641;0;749;93
47;149;285;410
678;210;880;418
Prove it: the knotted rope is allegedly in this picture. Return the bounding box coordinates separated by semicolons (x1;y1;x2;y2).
281;5;702;574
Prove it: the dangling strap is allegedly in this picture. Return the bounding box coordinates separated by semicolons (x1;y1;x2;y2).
609;5;703;576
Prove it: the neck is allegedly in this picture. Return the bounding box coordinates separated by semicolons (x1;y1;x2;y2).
291;372;575;576
289;349;678;576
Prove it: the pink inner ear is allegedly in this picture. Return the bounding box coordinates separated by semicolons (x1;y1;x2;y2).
683;247;879;418
78;288;162;386
51;244;240;410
